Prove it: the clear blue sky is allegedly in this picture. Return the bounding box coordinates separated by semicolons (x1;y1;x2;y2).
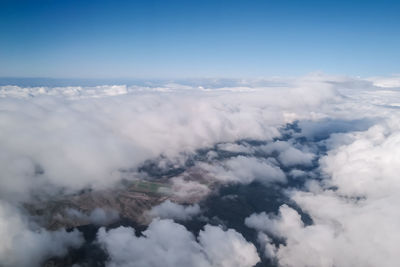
0;0;399;79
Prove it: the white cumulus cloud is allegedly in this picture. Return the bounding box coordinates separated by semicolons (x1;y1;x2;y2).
97;219;260;267
246;115;400;267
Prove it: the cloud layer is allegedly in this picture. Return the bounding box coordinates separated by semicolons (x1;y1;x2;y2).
1;74;400;266
0;78;338;202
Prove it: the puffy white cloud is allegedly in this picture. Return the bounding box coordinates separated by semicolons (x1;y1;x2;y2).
259;141;315;167
245;204;304;238
148;200;201;221
198;224;260;267
256;232;278;259
97;219;260;267
0;201;83;267
246;115;400;267
198;156;286;185
320;120;400;197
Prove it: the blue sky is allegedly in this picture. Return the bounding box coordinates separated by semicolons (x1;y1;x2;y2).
0;0;399;79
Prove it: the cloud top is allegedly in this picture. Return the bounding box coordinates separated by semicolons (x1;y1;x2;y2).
97;219;260;267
